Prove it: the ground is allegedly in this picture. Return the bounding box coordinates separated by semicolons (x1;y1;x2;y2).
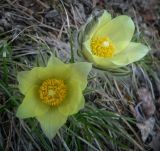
0;0;160;151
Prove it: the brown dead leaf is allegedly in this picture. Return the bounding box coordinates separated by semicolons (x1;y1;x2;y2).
136;117;155;142
137;88;155;119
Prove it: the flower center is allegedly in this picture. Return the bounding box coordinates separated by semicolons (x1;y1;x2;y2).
91;36;116;58
39;79;67;106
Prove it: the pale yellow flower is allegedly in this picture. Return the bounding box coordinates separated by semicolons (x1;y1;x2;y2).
16;56;92;139
79;10;149;69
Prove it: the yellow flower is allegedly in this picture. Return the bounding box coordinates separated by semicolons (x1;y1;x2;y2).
79;10;149;69
16;56;92;139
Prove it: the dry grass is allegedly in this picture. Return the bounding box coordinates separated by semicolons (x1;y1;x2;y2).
0;0;160;150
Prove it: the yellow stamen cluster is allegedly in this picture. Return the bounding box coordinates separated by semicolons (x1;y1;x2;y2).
39;79;67;106
91;36;116;58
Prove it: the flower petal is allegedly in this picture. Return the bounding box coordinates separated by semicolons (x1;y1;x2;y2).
17;67;44;95
111;42;149;66
45;55;71;80
78;95;85;110
94;15;135;53
18;57;70;95
69;62;92;90
82;10;111;42
91;42;149;69
47;55;65;67
92;55;118;69
58;80;84;116
37;108;67;139
16;87;49;118
98;11;112;28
